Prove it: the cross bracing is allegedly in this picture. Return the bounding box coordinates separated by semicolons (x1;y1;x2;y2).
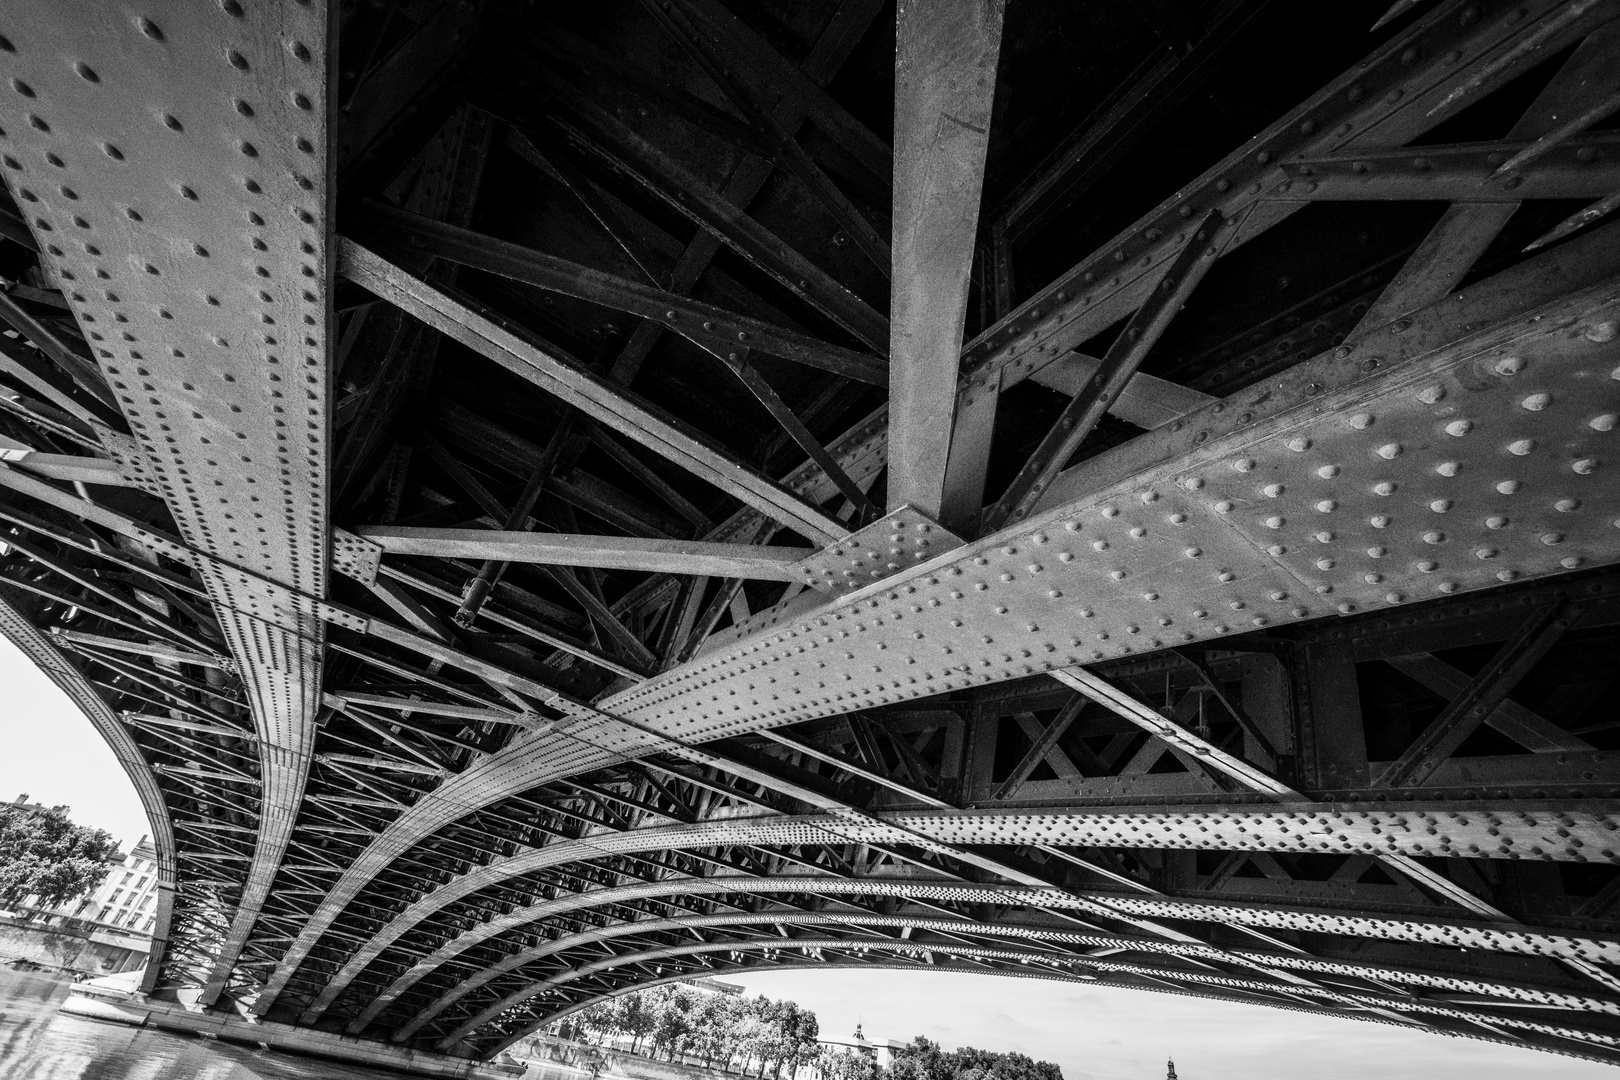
2;0;1620;1068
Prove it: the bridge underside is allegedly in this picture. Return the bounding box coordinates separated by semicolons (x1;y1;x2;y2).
3;0;1620;1069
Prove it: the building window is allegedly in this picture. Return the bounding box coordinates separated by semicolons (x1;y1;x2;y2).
97;906;112;921
120;872;133;886
107;890;122;905
135;876;148;891
142;916;156;932
138;895;152;910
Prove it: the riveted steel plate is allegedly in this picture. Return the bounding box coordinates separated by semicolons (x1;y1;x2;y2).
320;798;1620;1027
798;505;964;593
331;527;382;585
1188;314;1620;615
0;0;332;1002
256;270;1620;1010
396;902;1620;1045
1100;894;1620;965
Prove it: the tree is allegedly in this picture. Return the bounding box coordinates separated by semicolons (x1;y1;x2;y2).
885;1036;1061;1080
0;803;117;910
822;1048;882;1080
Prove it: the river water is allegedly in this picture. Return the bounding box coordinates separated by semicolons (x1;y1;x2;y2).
0;967;423;1080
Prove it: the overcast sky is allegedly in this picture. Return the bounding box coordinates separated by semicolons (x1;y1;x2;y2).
731;968;1615;1080
0;633;148;849
2;637;1614;1078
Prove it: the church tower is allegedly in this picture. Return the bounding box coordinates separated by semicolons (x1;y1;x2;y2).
1166;1059;1178;1080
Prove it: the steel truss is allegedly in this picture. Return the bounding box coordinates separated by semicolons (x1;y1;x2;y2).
1;0;1620;1068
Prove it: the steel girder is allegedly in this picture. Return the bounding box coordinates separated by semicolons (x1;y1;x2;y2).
268;214;1620;1020
475;957;1620;1065
296;797;1620;1030
2;0;1620;1067
0;0;333;1005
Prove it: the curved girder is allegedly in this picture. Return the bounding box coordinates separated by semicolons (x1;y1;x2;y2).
468;952;1620;1068
395;910;1620;1045
344;875;1067;1031
253;0;1620;1013
311;800;1620;1027
340;869;1620;1042
0;589;178;991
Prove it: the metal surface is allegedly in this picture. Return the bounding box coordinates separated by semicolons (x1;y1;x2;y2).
6;0;1620;1068
0;0;331;1005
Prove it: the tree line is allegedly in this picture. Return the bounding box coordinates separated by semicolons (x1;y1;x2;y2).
558;984;821;1078
547;985;1062;1080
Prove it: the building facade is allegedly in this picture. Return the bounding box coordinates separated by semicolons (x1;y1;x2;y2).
3;793;155;971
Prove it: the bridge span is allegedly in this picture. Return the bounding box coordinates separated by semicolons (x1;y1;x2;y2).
3;0;1620;1069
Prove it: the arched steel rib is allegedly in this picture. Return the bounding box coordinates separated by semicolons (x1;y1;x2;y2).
0;0;335;1005
346;875;1052;1029
262;241;1620;1014
0;591;178;992
482;959;1620;1067
393;910;1619;1044
442;936;1620;1057
316;800;1620;1028
347;872;1620;1041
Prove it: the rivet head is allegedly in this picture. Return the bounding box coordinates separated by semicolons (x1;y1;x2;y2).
1317;465;1339;479
1493;355;1525;375
1264;484;1285;497
1288;437;1311;452
1585;320;1618;343
1348;414;1373;430
1315;499;1336;512
1521;393;1550;411
1377;443;1402;459
1573;458;1598;474
1234;458;1255;472
1445;420;1472;437
1485;515;1507;529
1417;386;1445;404
1508;439;1535;455
1562;556;1585;569
1430;499;1451;513
1541;532;1564;545
1423;531;1444;544
1591;413;1618;431
1497;480;1520;494
1556;498;1581;512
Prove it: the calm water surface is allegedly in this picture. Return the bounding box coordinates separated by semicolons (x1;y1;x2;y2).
0;967;423;1080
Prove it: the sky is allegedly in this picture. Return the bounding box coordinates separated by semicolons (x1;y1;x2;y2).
730;968;1616;1080
0;632;150;850
2;638;1616;1078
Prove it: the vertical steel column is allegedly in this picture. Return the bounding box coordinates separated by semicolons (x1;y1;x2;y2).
887;0;1005;519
